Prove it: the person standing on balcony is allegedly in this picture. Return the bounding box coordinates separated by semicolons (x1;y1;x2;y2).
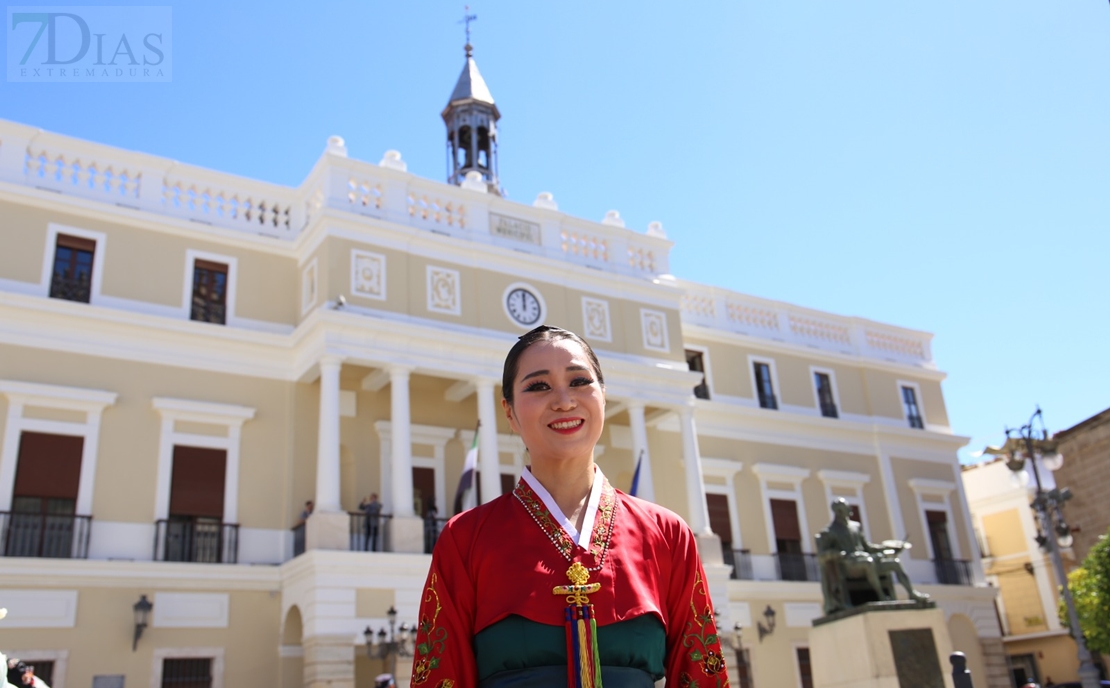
360;494;382;552
410;326;729;688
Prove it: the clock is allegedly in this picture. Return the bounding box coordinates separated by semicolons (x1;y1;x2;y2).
504;285;543;327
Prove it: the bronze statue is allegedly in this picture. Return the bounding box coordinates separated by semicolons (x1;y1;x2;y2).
816;498;930;615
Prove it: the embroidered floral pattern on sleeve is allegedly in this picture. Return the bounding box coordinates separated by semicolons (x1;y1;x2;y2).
513;476;617;569
680;570;729;687
412;572;451;685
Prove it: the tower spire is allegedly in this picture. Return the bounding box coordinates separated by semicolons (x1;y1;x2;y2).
443;7;502;195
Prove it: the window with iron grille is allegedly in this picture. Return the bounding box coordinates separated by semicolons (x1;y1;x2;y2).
796;647;814;688
686;349;710;400
50;233;96;303
753;362;777;410
814;372;838;418
8;660;54;686
162;657;212;688
191;259;229;324
901;386;924;429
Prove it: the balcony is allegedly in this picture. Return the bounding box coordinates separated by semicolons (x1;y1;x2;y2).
933;558;973;585
774;552;820;582
725;548;754;580
348;512;390;552
0;512;91;558
154;519;239;564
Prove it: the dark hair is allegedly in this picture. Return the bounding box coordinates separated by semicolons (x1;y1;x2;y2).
501;325;604;405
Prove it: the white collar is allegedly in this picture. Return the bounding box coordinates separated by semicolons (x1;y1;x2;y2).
521;465;604;549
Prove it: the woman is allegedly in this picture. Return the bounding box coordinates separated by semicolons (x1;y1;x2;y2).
410;326;728;688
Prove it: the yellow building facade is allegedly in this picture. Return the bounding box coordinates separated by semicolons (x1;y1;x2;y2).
0;89;1006;688
962;457;1104;686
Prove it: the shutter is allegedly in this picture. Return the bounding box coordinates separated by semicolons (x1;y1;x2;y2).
13;432;83;500
169;446;226;518
706;493;732;545
770;499;801;541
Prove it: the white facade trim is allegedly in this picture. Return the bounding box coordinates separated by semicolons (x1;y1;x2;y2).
809;365;841;417
350;248;387;301
701;458;743;549
301;257;318;316
581;296;612;343
684;343;714;400
751;463;812;554
747;354;781;410
4;649;68;688
181;249;238;324
907;478;962;560
639;308;670;353
40;223;107;305
816;468;872;539
0;380;117;514
425;264;462;316
150;647;225;688
151;397;256;524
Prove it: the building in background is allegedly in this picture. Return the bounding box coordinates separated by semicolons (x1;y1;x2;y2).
1053;408;1110;562
0;43;1006;688
962;456;1107;686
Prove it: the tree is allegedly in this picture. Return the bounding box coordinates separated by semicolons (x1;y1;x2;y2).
1059;530;1110;655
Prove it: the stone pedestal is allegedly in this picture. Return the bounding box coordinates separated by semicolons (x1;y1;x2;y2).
303;634;355;688
306;511;350;551
810;603;956;688
387;516;424;553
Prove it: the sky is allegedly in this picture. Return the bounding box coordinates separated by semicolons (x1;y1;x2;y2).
1;1;1107;463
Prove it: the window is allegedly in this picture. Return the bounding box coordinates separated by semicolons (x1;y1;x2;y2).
926;510;953;560
191;259;229;324
901;385;924;429
753;361;777;410
814;372;837;418
796;647;814;688
10;660;53;686
50;234;96;303
686;349;710;400
162;658;213;688
162;446;229;563
771;499;808;581
8;432;85;558
733;648;753;688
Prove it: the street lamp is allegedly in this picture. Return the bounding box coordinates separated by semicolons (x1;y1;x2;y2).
132;594;153;651
364;606;414;680
981;408;1099;688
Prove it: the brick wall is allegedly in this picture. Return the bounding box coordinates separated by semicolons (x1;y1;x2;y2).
1054;408;1110;562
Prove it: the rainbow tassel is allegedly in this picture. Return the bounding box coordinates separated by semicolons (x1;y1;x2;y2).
564;602;602;688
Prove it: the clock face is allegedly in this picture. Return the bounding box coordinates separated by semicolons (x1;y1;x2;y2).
506;287;542;326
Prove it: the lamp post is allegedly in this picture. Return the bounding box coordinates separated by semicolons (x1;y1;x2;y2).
364;606;414;681
982;408;1100;688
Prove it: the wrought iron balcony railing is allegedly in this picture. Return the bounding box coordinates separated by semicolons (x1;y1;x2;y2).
1;511;91;559
349;512;392;552
933;558;973;585
154;519;238;564
774;552;820;582
726;548;754;580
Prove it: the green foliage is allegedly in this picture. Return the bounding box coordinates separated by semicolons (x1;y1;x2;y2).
1059;530;1110;654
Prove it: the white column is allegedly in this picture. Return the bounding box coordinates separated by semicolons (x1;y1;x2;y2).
476;379;502;504
627;400;655;502
390;365;415;518
315;356;343;513
679;405;712;535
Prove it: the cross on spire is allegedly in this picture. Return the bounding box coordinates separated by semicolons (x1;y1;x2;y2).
459;6;477;54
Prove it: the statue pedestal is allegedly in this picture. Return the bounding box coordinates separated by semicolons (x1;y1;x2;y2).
810;603;955;688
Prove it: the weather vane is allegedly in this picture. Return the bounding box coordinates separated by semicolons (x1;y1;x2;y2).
460;5;477;46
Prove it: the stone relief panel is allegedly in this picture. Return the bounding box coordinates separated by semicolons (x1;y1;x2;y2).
301;258;318;315
426;265;461;316
640;308;670;353
581;297;612;343
351;249;386;301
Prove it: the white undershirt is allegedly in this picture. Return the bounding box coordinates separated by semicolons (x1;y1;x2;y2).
521;465;604;548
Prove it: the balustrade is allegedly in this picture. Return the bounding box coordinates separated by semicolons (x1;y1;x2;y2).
0;512;91;559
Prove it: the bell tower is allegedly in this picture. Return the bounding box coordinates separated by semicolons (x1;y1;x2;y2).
443;14;501;195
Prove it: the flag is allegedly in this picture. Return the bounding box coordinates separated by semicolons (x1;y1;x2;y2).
453;424;480;514
630;450;643;497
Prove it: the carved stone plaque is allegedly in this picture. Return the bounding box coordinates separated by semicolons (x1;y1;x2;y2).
888;629;943;688
490;213;541;245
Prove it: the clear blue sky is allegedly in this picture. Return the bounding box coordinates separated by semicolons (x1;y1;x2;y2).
2;1;1107;462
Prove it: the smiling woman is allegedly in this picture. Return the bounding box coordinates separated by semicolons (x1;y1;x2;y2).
409;325;730;688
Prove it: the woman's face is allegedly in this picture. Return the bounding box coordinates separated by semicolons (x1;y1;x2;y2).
502;338;605;467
